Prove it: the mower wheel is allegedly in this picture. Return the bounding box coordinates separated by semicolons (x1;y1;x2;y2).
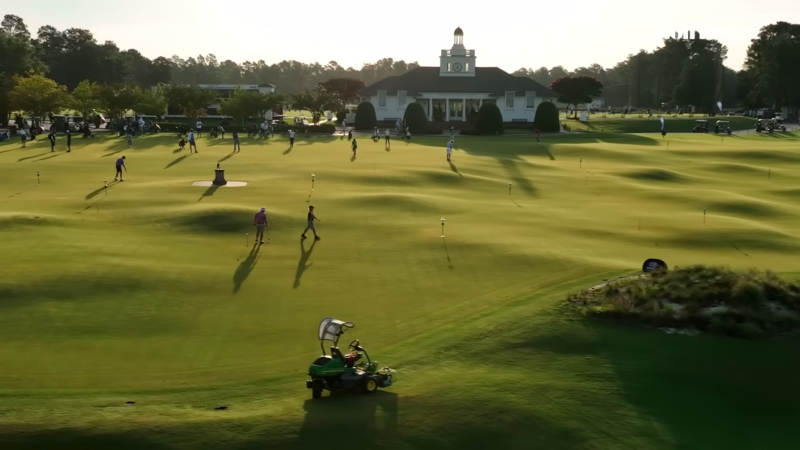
312;382;323;399
360;378;378;394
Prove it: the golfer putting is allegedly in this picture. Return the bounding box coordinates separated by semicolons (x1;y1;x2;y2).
114;156;127;181
254;207;269;244
301;205;321;240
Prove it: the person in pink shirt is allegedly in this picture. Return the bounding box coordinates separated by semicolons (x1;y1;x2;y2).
254;207;268;244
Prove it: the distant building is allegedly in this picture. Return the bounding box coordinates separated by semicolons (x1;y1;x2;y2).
359;28;558;123
154;83;278;118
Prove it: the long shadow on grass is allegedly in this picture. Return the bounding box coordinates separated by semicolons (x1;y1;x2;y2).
291;391;397;449
512;318;800;449
17;152;50;162
293;238;317;289
448;161;463;177
0;428;170;450
232;243;261;294
198;185;219;202
85;181;118;200
165;153;193;169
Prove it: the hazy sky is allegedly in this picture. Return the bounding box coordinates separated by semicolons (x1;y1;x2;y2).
6;1;799;73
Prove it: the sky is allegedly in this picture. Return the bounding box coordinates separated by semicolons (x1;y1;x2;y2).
6;1;799;73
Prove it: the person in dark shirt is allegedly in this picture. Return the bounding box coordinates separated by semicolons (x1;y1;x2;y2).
254;207;268;244
48;131;56;152
66;129;72;152
301;205;321;240
114;156;127;182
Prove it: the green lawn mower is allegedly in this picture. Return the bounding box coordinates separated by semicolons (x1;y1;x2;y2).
306;317;396;399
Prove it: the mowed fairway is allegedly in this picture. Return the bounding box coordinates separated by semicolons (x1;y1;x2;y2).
1;130;800;449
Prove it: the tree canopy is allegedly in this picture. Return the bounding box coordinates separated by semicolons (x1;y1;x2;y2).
475;103;504;134
219;87;284;122
164;85;218;122
549;76;604;113
532;101;560;132
9;74;68;117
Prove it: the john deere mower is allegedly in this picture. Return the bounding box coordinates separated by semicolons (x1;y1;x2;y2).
306;317;396;399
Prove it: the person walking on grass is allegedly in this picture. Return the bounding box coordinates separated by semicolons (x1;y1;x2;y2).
218;125;225;139
188;130;198;153
384;128;390;146
232;131;240;152
301;205;321;240
126;125;133;147
447;140;453;161
48;131;56;152
19;128;27;147
405;126;411;141
196;119;203;137
289;129;296;147
66;129;72;152
534;128;541;143
254;207;269;244
114;156;127;181
351;137;357;158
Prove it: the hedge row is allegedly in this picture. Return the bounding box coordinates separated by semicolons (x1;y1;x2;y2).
157;123;337;134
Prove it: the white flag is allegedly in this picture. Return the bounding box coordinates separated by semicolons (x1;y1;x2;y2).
717;101;723;111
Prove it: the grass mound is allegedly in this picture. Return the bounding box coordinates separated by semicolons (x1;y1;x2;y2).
569;266;800;338
0;213;64;228
621;169;686;182
153;206;291;234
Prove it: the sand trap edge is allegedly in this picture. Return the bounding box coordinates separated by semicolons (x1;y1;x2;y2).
191;181;248;187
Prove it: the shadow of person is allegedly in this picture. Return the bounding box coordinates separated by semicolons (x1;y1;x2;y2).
293;390;398;449
218;152;235;162
448;161;463;177
164;153;192;169
293;238;317;289
232;244;261;294
283;146;292;155
350;155;356;162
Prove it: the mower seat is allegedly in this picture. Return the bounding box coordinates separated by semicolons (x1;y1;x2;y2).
331;347;362;367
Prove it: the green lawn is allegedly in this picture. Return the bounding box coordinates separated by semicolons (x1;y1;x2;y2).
560;112;759;133
1;130;800;449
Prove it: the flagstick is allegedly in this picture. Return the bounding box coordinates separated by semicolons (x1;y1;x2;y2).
441;217;445;238
703;208;706;224
37;171;40;184
508;182;512;196
579;157;582;168
311;173;315;191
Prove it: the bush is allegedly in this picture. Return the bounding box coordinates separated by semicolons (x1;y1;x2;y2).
403;103;428;134
568;265;800;339
354;102;377;130
533;101;560;132
475;104;504;135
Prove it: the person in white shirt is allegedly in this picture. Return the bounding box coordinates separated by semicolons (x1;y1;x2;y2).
395;119;401;134
218;125;225;139
447;140;453;161
372;126;378;140
384;128;390;146
196;120;203;137
138;117;145;135
342;119;347;134
405;126;411;141
288;129;295;147
19;128;27;147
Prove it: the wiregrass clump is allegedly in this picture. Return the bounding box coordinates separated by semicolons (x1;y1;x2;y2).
569;265;800;338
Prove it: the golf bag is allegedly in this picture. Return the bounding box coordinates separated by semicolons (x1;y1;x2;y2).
210;129;219;138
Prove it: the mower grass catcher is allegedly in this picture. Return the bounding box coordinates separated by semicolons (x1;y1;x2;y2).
306;317;396;399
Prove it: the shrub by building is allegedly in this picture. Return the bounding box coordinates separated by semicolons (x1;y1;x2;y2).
354;102;377;130
475;103;504;135
533;101;560;132
403;103;428;133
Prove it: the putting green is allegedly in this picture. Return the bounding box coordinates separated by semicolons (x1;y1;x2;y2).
1;130;799;449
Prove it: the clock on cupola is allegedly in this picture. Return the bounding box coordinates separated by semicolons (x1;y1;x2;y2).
439;27;477;77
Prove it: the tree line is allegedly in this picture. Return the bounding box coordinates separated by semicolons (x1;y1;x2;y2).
1;13;798;124
514;25;799;114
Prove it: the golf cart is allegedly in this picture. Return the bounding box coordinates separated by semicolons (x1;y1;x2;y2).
769;118;787;132
714;120;732;135
307;317;396;399
692;120;709;133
